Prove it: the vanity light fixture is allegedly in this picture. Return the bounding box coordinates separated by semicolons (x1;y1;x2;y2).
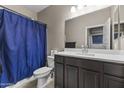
70;6;76;13
70;5;87;13
77;5;83;10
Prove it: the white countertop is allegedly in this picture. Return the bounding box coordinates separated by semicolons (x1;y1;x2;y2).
55;51;124;64
47;55;54;59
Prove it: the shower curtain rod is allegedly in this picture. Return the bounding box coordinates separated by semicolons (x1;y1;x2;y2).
0;5;46;25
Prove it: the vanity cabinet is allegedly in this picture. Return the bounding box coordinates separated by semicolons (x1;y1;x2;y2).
55;55;124;88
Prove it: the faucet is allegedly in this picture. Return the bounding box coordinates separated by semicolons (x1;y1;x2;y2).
81;45;88;54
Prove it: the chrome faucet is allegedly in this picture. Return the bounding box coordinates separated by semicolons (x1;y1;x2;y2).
81;45;88;54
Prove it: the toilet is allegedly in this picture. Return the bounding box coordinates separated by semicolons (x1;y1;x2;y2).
33;55;54;88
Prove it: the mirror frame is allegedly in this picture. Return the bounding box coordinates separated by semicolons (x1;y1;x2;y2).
112;5;121;50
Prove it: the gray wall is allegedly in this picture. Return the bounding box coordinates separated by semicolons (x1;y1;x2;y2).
38;5;71;54
3;5;37;20
65;7;111;48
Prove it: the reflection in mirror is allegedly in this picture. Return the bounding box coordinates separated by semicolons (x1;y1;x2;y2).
113;6;120;49
87;26;104;49
113;5;124;50
65;6;112;49
118;5;124;50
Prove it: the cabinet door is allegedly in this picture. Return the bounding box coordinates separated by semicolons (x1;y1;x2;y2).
79;68;101;88
55;63;64;88
104;75;124;88
65;65;78;88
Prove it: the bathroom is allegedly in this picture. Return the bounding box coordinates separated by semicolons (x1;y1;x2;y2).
1;4;124;89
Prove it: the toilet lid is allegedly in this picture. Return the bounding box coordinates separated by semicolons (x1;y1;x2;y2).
33;67;52;75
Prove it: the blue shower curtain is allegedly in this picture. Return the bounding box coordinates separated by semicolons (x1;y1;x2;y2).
0;9;47;87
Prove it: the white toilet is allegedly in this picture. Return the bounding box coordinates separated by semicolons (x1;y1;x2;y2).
33;56;54;88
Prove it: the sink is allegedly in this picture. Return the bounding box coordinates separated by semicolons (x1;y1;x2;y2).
76;53;95;56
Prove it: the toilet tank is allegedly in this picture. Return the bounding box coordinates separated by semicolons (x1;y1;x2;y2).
47;56;54;68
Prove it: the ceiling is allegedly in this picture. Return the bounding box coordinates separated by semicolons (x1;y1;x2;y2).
23;5;49;13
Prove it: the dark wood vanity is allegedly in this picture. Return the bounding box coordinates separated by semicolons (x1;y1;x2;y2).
55;55;124;88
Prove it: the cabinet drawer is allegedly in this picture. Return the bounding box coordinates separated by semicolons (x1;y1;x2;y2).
79;59;103;72
104;63;124;77
65;57;102;72
65;57;81;66
55;55;64;63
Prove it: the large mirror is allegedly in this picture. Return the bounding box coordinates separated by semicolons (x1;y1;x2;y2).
65;5;112;49
65;5;124;50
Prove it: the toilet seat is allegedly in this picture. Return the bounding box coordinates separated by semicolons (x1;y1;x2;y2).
33;67;52;76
